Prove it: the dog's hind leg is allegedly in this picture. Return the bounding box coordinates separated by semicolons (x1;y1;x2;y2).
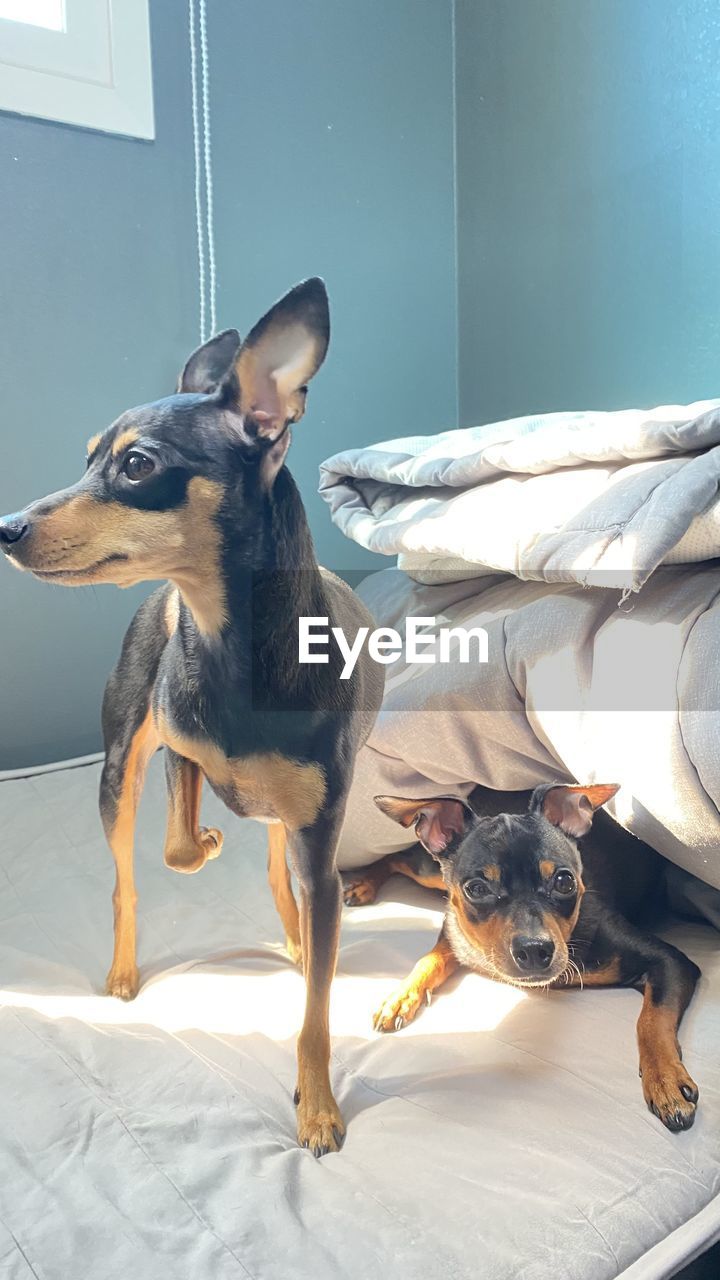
163;749;223;873
267;823;302;966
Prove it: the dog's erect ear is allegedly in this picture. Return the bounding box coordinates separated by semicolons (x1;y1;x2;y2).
178;328;242;395
234;277;330;441
530;783;620;839
374;795;474;859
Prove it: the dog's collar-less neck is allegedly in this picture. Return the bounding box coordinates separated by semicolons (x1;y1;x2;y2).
173;466;328;709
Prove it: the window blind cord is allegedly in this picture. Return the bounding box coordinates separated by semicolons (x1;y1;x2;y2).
189;0;217;343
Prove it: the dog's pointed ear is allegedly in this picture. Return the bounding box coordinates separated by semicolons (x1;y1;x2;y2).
178;328;242;395
374;795;474;859
530;783;619;839
234;277;330;441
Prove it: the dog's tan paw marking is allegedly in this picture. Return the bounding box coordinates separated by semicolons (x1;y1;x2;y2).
295;1092;345;1157
373;980;430;1033
641;1059;699;1132
285;935;303;967
343;876;379;907
105;966;140;1002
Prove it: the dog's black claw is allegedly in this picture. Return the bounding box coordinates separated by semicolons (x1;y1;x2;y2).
394;1015;404;1032
680;1083;699;1103
294;1088;301;1106
425;990;432;1006
662;1107;695;1134
332;1126;345;1150
313;1145;329;1159
302;1138;309;1149
675;1108;695;1131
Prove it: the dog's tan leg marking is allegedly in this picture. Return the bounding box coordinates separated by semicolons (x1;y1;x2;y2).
105;712;159;1000
267;823;302;965
637;994;698;1131
163;750;224;874
374;929;458;1032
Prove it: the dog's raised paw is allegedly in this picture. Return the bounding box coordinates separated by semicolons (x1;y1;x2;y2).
200;827;223;860
165;827;223;874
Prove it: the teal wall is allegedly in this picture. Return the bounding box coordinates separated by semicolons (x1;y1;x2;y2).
455;0;720;425
0;0;457;768
6;0;716;769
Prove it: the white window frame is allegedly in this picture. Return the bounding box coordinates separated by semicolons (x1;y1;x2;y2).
0;0;154;140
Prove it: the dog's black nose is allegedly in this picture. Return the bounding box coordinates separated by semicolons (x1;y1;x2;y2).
0;514;29;549
511;935;555;972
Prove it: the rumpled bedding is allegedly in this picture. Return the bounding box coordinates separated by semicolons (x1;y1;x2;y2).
319;403;720;890
0;756;718;1280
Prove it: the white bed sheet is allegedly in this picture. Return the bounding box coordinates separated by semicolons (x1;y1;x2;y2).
0;757;718;1280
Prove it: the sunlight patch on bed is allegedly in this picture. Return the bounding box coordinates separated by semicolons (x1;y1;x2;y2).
0;966;526;1039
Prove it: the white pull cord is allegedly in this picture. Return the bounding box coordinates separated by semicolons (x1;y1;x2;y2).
189;0;217;342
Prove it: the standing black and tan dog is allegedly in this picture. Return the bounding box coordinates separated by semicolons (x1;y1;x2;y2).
345;784;701;1133
0;279;383;1156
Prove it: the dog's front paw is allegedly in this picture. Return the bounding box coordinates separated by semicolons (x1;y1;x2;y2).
294;1089;345;1157
373;979;432;1033
105;964;140;1002
641;1058;699;1132
343;874;379;907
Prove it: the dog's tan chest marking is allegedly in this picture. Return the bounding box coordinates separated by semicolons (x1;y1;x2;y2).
164;587;181;637
156;711;326;831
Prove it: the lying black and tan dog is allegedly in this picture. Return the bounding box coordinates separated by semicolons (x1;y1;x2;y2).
0;279;384;1156
345;784;701;1132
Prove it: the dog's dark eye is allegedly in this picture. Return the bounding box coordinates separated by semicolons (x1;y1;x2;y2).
123;451;155;482
463;878;494;902
553;869;576;896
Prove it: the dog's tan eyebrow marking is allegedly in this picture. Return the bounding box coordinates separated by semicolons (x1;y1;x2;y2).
484;864;500;882
86;433;102;459
112;428;140;457
539;860;556;880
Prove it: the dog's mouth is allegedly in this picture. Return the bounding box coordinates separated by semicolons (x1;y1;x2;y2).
25;553;130;582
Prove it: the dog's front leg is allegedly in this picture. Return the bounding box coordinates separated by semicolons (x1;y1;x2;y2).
289;804;346;1157
636;941;700;1132
163;748;224;874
